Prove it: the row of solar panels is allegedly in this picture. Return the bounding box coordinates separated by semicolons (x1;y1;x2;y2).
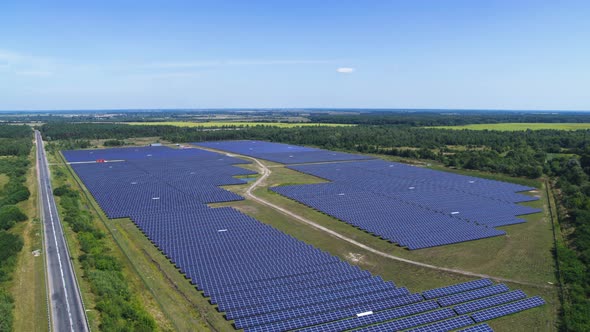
267;159;539;249
195;140;375;164
64;145;544;330
63;145;236;162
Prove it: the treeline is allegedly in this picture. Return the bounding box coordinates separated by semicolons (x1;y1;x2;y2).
41;122;590;152
0;135;31;330
0;125;33;157
53;185;156;331
41;122;590;179
40;123;180;140
547;156;590;330
308;111;590;126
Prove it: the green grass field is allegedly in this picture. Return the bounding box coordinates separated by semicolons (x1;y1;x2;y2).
432;123;590;131
126;121;353;128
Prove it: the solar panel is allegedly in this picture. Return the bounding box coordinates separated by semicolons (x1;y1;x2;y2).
354;308;457;332
246;293;426;332
194;140;374;164
453;290;527;315
471;296;546;322
437;284;509;307
423;279;493;299
297;300;440;332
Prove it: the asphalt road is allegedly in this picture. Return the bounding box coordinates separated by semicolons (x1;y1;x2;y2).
35;130;89;332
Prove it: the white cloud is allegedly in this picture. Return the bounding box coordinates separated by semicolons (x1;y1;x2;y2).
337;67;355;73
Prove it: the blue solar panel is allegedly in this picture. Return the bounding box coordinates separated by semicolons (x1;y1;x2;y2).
225;281;399;320
233;287;411;329
246;293;426;332
297;300;440;332
194;140;374;164
437;284;509;307
423;279;494;299
354;308;457;332
471;296;545;322
458;323;495;332
453;290;527;315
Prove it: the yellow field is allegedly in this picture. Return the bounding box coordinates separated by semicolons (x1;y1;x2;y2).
126;121;353;128
432;123;590;131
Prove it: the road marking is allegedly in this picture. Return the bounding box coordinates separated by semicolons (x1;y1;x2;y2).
40;136;75;332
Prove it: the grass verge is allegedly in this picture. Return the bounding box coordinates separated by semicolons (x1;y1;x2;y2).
11;145;48;332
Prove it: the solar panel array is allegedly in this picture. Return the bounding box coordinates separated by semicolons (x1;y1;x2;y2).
270;159;540;249
64;145;544;331
471;297;546;323
63;145;224;162
194;140;375;164
68;150;253;219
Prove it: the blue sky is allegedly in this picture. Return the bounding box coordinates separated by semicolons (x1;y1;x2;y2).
0;0;589;110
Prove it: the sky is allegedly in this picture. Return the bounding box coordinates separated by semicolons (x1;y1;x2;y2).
0;0;589;111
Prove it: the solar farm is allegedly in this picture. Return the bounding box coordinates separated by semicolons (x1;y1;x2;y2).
62;142;547;331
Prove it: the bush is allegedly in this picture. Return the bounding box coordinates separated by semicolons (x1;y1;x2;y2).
103;139;126;147
0;205;27;230
0;289;14;332
0;231;24;282
53;186;78;197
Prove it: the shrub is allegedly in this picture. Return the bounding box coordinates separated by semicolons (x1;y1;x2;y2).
0;205;27;230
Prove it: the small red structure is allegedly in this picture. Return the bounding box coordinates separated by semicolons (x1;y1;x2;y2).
96;159;106;163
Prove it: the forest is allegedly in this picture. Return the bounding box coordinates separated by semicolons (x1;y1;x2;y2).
0;125;33;157
0;125;32;331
